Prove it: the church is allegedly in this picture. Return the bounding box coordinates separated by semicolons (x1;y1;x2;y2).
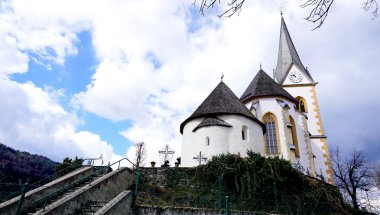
180;16;334;184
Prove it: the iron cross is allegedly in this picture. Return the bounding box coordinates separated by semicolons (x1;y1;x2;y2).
193;151;207;166
158;144;175;163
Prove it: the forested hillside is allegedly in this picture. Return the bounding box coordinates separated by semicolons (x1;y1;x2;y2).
0;143;57;199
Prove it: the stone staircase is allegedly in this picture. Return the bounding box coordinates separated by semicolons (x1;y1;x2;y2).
24;170;106;214
73;200;108;215
0;163;136;215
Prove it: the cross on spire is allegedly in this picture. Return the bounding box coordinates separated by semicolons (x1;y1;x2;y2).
193;151;207;166
221;73;224;82
158;144;175;163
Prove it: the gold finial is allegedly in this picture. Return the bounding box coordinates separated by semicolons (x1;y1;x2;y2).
221;73;224;82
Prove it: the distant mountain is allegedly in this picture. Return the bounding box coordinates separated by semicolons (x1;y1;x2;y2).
0;143;57;198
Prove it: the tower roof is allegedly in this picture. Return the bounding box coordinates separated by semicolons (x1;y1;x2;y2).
180;81;265;134
240;69;297;104
274;17;314;84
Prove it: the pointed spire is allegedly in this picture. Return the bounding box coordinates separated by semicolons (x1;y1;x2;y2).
274;16;314;84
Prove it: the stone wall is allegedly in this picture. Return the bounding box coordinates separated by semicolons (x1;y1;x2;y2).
137;205;269;215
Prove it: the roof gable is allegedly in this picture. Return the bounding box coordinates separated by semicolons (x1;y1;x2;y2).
180;81;265;134
240;70;297;104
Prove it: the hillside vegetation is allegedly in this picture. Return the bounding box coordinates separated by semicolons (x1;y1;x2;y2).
138;152;374;215
0;143;57;199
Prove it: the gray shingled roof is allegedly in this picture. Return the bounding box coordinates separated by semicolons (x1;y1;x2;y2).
180;81;265;134
192;117;233;132
240;70;298;104
274;17;314;84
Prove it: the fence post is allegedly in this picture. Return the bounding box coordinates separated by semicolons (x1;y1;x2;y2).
311;188;324;214
14;183;27;215
273;182;278;213
218;176;222;209
225;196;229;215
134;171;140;196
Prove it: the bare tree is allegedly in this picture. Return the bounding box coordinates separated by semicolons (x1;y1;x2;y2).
373;162;380;188
302;0;378;29
330;148;374;210
134;141;147;167
193;0;378;29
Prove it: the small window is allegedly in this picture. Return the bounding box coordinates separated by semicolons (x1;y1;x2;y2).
242;126;248;141
206;136;210;146
296;97;308;113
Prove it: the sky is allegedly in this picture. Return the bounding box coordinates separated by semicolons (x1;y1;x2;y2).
0;0;379;167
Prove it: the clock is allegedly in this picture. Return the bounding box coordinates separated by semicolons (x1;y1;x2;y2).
289;71;303;83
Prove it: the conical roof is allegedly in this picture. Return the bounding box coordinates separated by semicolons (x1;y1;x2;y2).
240;70;297;104
274;17;314;84
180;81;265;134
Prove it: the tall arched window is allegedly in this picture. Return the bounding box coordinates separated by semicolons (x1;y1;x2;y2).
263;113;280;154
296;97;308;113
289;116;300;157
242;125;248;141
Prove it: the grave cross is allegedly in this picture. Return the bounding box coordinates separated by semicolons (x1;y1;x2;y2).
158;144;175;163
193;151;207;166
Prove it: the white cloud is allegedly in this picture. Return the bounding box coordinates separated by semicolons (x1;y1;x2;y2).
0;77;118;163
0;0;379;167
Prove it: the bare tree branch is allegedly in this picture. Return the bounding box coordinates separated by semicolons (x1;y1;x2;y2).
193;0;378;30
193;0;246;17
134;141;147;167
363;0;379;19
301;0;334;30
330;148;375;210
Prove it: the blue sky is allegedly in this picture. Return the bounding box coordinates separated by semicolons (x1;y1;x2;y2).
0;0;379;167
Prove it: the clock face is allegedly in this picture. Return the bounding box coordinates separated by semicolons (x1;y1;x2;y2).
289;71;303;83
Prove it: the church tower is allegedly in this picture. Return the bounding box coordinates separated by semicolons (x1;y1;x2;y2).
274;16;334;184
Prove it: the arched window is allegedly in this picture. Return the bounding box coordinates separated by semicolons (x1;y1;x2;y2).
289;116;300;157
242;126;248;141
206;136;210;146
263;113;280;154
296;97;308;113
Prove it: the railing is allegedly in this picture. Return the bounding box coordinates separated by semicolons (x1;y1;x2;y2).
0;158;90;204
20;157;136;214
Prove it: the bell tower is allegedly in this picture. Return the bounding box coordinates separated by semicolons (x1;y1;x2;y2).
274;16;334;184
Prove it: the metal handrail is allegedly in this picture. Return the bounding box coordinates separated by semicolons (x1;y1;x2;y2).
0;158;89;203
22;157;136;213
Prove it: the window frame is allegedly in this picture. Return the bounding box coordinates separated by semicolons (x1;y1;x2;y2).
262;113;281;155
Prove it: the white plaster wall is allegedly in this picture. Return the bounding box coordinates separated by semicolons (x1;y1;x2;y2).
311;139;329;178
220;115;264;156
181;115;264;167
284;85;320;135
287;106;313;173
245;97;313;173
246;98;289;160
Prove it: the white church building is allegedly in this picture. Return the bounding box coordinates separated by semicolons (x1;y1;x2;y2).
180;16;334;184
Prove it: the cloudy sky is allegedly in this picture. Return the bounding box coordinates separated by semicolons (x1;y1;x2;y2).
0;0;379;165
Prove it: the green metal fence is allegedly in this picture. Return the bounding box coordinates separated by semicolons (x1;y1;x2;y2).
133;170;333;215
